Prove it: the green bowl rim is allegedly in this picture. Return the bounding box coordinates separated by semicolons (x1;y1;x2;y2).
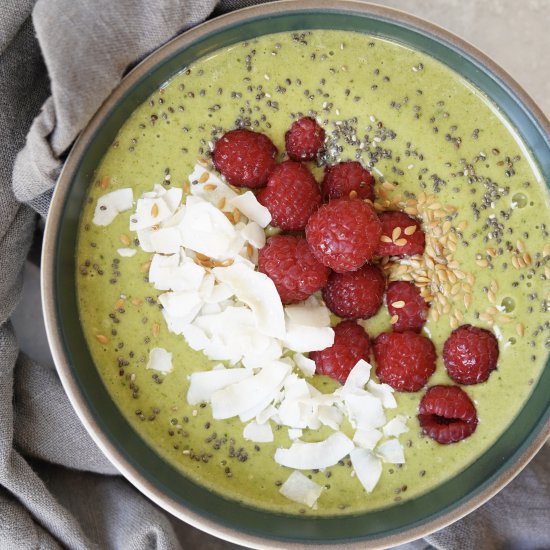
41;1;550;548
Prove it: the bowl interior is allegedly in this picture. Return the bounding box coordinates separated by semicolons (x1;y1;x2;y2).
49;4;550;546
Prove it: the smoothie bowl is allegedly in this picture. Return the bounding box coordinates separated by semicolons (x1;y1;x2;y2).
42;1;550;547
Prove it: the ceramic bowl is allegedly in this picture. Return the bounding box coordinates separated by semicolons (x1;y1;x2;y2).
42;1;550;547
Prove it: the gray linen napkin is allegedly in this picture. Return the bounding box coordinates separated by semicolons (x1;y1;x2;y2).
1;0;549;548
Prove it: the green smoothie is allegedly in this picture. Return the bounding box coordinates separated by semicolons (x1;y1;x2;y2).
76;30;550;515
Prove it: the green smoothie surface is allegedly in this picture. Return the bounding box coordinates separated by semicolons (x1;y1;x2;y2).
76;30;550;516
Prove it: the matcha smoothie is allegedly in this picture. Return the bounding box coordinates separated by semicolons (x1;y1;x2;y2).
76;30;549;515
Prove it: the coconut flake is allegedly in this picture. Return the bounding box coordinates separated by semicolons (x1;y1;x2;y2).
367;381;397;409
194;306;274;364
130;197;173;230
376;439;405;464
187;367;253;405
341;359;372;393
350;448;382;493
243;421;274;443
117;248;136;257
317;405;343;430
284;297;331;327
179;196;243;259
240;221;266;249
282;321;334;353
274;432;354;470
212;263;285;339
146;347;173;374
293;353;316;377
229;191;272;227
149;253;205;292
353;428;383;450
93;188;133;226
383;415;409;438
279;471;323;508
148;227;184;254
344;393;386;430
189;164;238;208
159;290;203;326
288;428;303;440
256;405;278;425
180;324;209;350
211;360;290;419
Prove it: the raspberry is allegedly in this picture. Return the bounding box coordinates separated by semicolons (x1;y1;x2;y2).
377;211;425;257
213;129;277;188
285;117;325;161
387;281;429;333
257;161;322;230
418;385;478;444
373;331;436;392
443;324;499;385
321;161;375;202
322;264;385;319
258;235;330;304
305;198;382;272
310;320;370;384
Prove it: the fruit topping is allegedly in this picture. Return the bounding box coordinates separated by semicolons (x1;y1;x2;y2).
310;320;371;384
377;211;425;257
285;116;325;161
386;281;429;333
373;331;436;392
322;264;385;319
418;385;478;444
258;234;330;304
257;160;322;230
443;324;499;385
213;128;277;188
321;161;375;202
305;198;382;272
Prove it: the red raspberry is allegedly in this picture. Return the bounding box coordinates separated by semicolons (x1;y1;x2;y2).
387;281;429;333
305;198;382;272
418;385;478;444
377;211;425;257
310;320;370;384
443;324;499;385
321;161;375;202
258;235;330;304
322;265;385;319
373;331;436;392
212;129;277;189
285;117;325;161
257;161;322;230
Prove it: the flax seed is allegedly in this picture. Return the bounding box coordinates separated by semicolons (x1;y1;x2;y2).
151;203;159;217
198;171;209;183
